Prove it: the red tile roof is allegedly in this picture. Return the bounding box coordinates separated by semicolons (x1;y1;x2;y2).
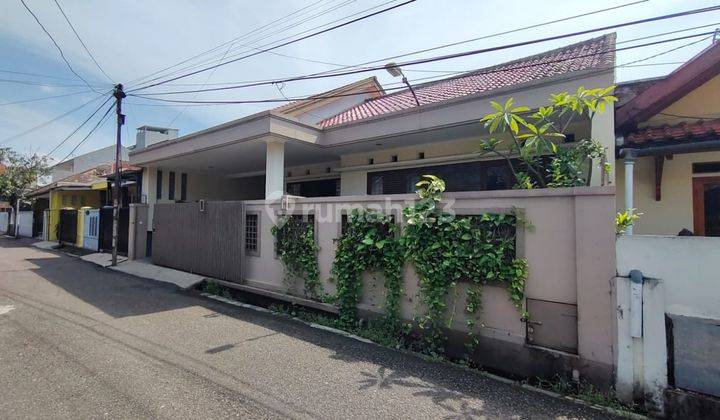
320;34;616;128
626;119;720;144
28;161;139;196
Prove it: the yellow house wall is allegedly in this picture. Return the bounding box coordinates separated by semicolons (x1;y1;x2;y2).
618;73;720;235
642;74;720;127
48;190;102;241
616;151;720;235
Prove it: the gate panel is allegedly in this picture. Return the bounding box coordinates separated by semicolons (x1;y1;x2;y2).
196;201;244;282
152;202;199;273
82;209;100;251
99;207;130;254
58;210;77;244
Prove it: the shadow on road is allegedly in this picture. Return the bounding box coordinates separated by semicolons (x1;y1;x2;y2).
0;237;614;419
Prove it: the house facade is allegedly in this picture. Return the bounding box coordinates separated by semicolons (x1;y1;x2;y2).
616;38;720;235
131;35;616;232
123;35;619;388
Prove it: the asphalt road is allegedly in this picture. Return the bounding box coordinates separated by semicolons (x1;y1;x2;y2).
0;237;620;419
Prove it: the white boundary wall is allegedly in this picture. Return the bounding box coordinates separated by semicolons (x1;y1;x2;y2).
0;212;8;233
615;235;720;414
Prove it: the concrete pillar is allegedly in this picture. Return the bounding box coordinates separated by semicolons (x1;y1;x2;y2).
265;140;285;200
624;157;635;235
573;191;617;381
590;107;615;186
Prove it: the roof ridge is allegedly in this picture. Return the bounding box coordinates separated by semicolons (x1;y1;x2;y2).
321;34;616;127
355;33;616;104
273;76;384;113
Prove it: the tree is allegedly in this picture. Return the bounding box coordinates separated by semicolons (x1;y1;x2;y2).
0;147;50;237
478;86;616;188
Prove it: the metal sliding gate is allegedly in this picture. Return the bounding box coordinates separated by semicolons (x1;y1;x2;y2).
58;209;78;244
152;201;245;283
99;206;129;254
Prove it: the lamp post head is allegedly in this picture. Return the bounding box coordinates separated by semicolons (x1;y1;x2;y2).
384;62;403;78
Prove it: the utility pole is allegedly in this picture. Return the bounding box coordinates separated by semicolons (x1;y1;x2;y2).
111;84;125;266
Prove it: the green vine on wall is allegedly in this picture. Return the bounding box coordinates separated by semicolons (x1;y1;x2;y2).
271;215;322;299
332;209;403;328
270;176;530;358
401;175;529;355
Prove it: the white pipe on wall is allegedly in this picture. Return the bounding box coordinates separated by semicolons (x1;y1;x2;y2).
624;157;635;235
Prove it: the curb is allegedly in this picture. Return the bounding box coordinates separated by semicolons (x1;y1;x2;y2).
199;291;647;419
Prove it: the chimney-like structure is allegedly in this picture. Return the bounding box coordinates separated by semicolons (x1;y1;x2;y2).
135;126;179;149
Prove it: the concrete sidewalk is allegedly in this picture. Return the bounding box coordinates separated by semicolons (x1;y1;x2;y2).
31;240;205;290
0;237;622;419
108;258;205;290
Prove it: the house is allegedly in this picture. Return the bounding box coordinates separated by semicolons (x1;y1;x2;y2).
49;143;130;182
28;161;139;243
125;34;619;388
615;38;720;235
130;34;616;231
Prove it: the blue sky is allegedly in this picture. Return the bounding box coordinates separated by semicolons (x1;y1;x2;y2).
1;0;718;162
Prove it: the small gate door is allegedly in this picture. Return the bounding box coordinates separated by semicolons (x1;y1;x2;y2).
58;210;78;244
82;209;100;251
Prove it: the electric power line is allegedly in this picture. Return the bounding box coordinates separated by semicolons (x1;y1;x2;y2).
618;34;713;68
57;103;114;162
0;89;93;106
47;95;114;156
0;92;108;145
124;0;352;87
131;21;720;90
132;5;720;96
18;0;100;92
127;31;715;106
0;78;104;88
132;0;648;92
128;0;402;88
52;0;113;82
0;68;81;81
128;0;417;92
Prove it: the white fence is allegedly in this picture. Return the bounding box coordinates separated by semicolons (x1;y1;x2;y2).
17;211;33;237
615;235;720;415
0;212;8;233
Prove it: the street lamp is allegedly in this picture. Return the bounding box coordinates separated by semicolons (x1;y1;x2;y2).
385;62;420;106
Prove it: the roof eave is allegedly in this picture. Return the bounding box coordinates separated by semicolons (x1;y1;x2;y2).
322;66;614;132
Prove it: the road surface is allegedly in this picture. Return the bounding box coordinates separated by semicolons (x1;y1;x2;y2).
0;238;619;419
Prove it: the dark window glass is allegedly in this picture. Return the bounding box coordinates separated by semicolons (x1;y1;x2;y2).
180;173;187;201
286;178;340;197
693;162;720;174
366;159;523;195
704;184;720;236
156;170;163;199
168;172;176;200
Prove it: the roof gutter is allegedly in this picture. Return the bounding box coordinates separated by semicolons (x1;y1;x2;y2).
619;137;720;159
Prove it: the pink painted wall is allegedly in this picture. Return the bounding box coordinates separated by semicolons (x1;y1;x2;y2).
242;186;616;375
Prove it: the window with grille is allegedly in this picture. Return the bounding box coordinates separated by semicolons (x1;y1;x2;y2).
245;213;260;256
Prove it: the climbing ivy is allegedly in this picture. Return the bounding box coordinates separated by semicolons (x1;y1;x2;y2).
401;175;529;355
332;209;403;328
271;215;322;299
272;175;530;357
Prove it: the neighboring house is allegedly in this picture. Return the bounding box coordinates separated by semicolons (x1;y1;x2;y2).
615;38;720;235
130;34;616;233
50;143;129;182
28;162;138;241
